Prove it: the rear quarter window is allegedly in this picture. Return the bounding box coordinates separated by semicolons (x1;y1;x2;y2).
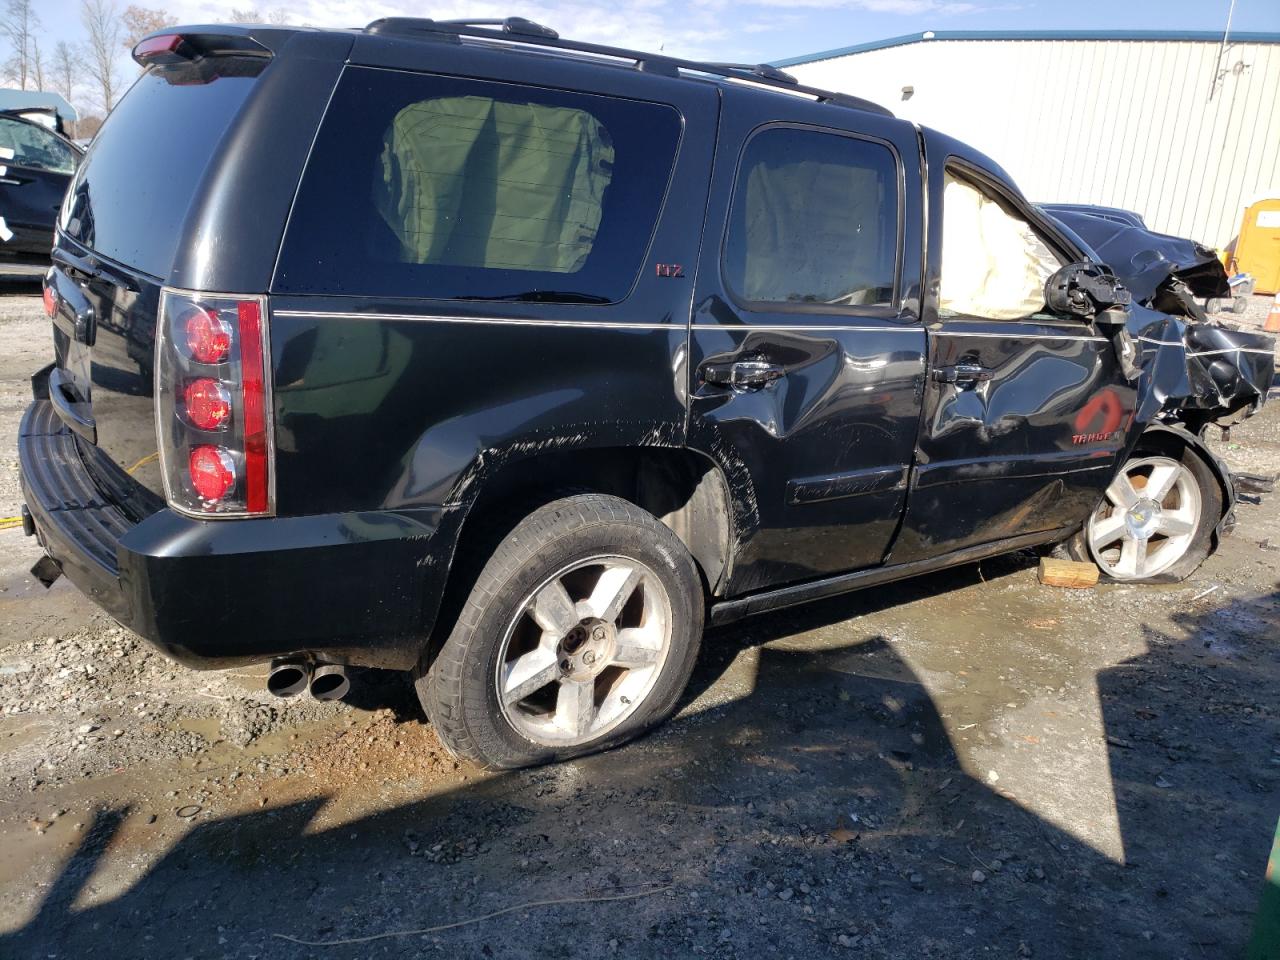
274;67;682;303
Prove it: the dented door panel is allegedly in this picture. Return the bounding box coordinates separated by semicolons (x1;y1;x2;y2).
892;321;1136;561
688;308;926;592
687;87;926;594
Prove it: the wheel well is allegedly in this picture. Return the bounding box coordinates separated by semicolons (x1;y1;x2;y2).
448;446;733;601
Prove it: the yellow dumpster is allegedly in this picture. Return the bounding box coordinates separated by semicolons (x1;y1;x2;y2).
1236;198;1280;295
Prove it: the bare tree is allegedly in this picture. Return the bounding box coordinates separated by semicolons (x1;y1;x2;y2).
2;0;41;89
122;5;177;49
53;41;80;106
82;0;124;112
30;36;44;90
229;7;290;24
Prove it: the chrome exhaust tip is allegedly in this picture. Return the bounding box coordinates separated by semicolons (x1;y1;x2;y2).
266;658;311;698
308;663;350;702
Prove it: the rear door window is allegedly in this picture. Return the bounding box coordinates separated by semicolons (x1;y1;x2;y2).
723;126;899;310
275;68;682;303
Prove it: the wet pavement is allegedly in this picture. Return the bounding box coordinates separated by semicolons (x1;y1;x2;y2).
0;280;1276;959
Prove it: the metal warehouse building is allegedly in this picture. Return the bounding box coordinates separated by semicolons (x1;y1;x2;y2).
775;31;1280;251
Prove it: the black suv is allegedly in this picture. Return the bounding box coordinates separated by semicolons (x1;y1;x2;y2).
0;110;82;265
22;19;1271;768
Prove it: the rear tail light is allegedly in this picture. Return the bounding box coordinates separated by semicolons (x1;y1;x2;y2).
189;445;237;501
183;378;232;430
183;307;233;363
42;283;58;319
156;290;273;517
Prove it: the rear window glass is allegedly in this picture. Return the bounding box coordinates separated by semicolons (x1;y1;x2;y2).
724;127;899;309
275;68;682;303
58;62;264;279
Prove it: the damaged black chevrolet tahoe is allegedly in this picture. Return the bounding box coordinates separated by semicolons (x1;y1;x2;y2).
22;18;1274;768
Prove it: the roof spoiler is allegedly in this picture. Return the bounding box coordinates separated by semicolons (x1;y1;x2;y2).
132;29;272;66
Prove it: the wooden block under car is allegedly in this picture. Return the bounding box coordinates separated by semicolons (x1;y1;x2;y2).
1037;558;1100;588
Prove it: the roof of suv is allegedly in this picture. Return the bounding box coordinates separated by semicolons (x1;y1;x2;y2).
137;16;893;120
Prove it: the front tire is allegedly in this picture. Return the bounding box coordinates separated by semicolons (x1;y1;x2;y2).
418;494;704;769
1068;445;1222;582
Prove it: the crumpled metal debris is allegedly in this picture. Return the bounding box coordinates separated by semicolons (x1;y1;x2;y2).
1045;206;1274;432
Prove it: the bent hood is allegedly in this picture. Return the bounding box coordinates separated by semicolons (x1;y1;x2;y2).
1045;209;1231;303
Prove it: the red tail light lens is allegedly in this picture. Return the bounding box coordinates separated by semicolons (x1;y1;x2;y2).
156;290;273;517
236;300;270;514
183;307;233;363
183;378;232;431
42;284;58;319
189;445;237;503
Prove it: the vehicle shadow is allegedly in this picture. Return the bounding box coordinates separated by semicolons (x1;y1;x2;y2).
2;574;1274;959
1098;587;1280;956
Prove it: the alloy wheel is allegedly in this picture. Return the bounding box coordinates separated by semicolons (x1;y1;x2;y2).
1087;455;1202;580
495;555;672;746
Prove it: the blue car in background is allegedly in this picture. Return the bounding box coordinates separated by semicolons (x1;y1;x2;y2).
0;105;83;266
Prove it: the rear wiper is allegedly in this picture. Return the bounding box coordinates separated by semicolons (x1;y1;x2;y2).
459;291;611;304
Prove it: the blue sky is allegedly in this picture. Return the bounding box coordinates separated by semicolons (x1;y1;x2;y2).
23;0;1280;110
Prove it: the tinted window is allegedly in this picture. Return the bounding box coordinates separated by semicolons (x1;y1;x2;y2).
59;61;265;278
275;68;682;303
724;127;899;309
0;117;77;175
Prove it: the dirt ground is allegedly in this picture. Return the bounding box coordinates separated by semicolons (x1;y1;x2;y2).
0;277;1276;959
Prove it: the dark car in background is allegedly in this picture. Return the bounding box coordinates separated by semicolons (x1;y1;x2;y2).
0;110;82;266
21;18;1274;770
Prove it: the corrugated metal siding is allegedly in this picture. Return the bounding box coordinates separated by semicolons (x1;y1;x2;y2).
788;39;1280;249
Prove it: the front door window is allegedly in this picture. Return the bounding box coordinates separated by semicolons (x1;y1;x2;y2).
938;172;1062;321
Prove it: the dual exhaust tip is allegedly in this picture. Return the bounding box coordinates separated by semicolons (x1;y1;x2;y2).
267;658;350;702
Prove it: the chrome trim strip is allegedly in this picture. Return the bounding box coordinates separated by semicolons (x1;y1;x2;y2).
271;310;675;330
932;330;1109;342
271;310;926;334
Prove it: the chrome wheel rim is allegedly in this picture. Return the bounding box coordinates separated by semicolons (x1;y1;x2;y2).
495;555;672;747
1088;456;1201;580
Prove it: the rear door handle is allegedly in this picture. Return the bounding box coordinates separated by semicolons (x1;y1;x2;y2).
702;359;785;391
931;363;992;385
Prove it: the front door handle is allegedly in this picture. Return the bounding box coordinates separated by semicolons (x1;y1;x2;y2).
702;359;785;391
932;363;993;385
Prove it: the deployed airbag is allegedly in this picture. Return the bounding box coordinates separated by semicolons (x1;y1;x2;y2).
375;96;614;273
940;174;1062;320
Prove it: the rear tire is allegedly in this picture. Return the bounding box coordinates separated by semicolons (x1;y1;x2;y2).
1067;443;1221;583
417;494;704;769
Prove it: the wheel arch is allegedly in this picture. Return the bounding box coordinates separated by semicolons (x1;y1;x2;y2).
420;445;737;662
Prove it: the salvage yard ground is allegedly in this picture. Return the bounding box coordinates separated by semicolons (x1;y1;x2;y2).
0;278;1276;959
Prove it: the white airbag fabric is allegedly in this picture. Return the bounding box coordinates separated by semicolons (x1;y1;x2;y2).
939;174;1061;321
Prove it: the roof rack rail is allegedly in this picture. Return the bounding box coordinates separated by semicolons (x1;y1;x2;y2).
361;17;892;117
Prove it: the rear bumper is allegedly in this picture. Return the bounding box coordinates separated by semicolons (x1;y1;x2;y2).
20;398;457;671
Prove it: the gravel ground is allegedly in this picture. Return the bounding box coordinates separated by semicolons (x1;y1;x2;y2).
0;282;1275;960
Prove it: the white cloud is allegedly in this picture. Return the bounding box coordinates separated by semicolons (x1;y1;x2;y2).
167;0;731;59
164;0;993;61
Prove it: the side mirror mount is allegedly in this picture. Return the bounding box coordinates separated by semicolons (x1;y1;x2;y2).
1045;262;1132;320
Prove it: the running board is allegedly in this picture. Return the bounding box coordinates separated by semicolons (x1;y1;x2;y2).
708;525;1077;626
